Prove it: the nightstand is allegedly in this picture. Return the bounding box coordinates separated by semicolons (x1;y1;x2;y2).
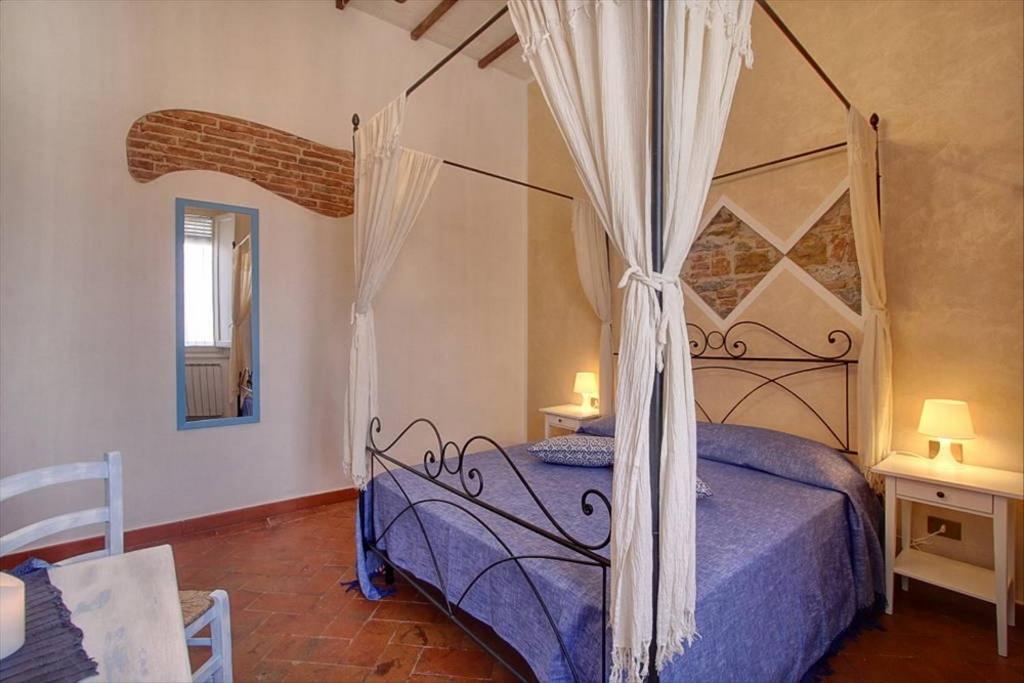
539;404;601;438
872;453;1023;656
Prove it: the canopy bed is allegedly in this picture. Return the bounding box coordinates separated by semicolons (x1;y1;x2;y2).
342;1;892;681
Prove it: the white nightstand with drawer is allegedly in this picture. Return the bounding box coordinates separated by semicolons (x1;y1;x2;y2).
539;404;601;438
872;453;1023;656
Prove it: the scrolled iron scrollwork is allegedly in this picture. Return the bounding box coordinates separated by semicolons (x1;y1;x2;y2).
687;320;854;361
368;416;488;499
687;322;710;356
367;418;611;552
578;489;611;548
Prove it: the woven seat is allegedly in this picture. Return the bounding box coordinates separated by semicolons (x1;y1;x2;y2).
178;590;214;627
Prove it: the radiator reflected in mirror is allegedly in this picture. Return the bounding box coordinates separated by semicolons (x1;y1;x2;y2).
176;199;259;429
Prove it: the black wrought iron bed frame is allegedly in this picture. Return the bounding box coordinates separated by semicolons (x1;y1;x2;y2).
352;1;879;680
359;321;859;682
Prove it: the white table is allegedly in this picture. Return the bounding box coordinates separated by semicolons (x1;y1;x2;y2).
872;453;1023;657
539;404;601;438
48;545;191;682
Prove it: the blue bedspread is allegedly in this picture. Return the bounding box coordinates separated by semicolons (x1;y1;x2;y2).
358;425;883;682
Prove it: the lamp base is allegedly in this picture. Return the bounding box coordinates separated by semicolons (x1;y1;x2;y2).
932;439;962;469
928;439;963;461
580;394;595;413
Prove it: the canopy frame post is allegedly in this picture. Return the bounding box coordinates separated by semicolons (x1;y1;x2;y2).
648;1;666;681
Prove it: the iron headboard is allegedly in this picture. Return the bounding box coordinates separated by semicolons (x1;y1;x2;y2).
686;320;858;454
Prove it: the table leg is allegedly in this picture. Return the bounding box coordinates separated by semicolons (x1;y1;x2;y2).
885;477;896;615
544;420;552;439
1006;500;1016;628
994;496;1008;657
900;498;911;591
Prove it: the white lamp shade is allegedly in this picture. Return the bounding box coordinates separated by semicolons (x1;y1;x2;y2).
573;371;598;396
918;399;975;440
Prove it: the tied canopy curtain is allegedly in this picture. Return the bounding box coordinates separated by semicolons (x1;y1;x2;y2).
847;108;893;486
658;0;752;671
342;95;442;489
509;1;752;680
572;199;614;414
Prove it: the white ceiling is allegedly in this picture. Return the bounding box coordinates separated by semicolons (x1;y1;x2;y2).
349;0;532;80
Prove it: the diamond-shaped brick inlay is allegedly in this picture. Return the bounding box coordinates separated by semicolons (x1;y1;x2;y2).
682;206;784;319
786;190;861;314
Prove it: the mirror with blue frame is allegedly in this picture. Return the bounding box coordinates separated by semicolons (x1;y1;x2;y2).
176;198;260;429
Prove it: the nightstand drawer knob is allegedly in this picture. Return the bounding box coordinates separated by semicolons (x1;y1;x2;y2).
936;491;945;499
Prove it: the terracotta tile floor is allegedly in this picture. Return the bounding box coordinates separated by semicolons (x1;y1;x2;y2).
164;500;1022;682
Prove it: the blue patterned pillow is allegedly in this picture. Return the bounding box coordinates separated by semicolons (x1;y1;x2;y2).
528;435;615;467
577;415;616;437
527;435;714;498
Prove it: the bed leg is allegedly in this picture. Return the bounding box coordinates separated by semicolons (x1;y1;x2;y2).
384;564;395;585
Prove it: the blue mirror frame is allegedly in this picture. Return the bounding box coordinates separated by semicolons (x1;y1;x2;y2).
175;198;261;430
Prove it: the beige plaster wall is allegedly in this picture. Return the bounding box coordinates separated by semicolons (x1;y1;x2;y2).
747;0;1023;601
527;0;1023;596
728;0;1023;472
525;84;596;441
0;0;527;537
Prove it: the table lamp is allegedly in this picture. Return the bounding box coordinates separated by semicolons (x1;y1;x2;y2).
0;572;25;659
918;398;975;468
574;371;598;412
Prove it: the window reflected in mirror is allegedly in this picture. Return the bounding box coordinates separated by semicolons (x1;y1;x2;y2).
176;199;259;429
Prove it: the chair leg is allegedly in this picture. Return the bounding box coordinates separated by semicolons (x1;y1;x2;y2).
210;590;233;683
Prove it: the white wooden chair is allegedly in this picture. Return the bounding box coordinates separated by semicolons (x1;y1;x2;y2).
0;452;233;683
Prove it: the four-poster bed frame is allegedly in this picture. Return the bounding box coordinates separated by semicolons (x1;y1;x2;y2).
361;0;881;204
353;2;879;680
360;320;860;681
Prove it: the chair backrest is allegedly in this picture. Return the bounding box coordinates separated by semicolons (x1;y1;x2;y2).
0;451;124;565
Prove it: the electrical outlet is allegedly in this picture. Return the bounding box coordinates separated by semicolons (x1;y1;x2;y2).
927;515;962;541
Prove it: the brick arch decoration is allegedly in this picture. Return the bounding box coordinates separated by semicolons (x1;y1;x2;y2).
126;110;354;218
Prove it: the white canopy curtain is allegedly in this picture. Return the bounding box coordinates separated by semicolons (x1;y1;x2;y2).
571;198;614;414
847;107;893;487
342;95;442;489
509;1;752;680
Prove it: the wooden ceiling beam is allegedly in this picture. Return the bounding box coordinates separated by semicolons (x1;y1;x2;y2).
478;33;518;69
337;0;407;8
411;0;458;41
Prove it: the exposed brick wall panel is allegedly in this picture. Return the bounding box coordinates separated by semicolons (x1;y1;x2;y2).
683;207;784;318
127;110;354;218
683;193;861;319
788;191;860;313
